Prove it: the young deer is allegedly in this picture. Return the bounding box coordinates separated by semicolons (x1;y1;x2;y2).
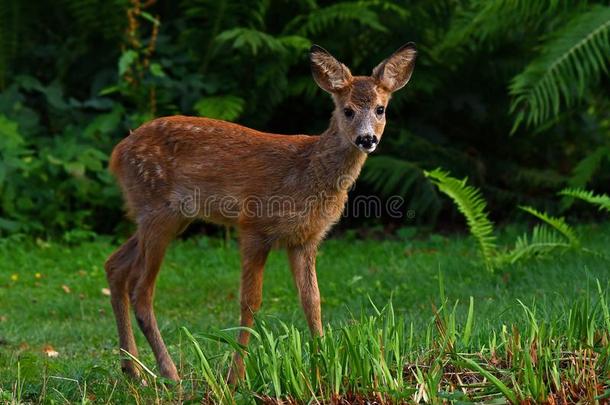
105;43;416;382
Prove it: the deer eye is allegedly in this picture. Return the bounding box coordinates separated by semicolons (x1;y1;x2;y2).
343;108;354;119
376;106;385;115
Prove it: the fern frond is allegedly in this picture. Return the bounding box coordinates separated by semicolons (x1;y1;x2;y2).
362;156;440;217
510;166;566;188
559;188;610;213
283;2;387;36
215;28;284;55
363;156;422;197
425;168;497;271
435;0;568;53
362;0;410;19
509;5;610;131
499;225;572;265
567;144;610;188
560;145;610;209
277;35;311;57
194;95;244;121
498;204;581;266
519;206;579;246
215;27;309;57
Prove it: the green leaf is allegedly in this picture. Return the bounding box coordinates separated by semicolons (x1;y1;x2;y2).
46;154;63;165
64;162;86;178
461;297;474;347
149;62;165;77
140;11;160;26
118;50;138;76
98;85;120;96
0;217;20;232
194;95;245;122
182;327;235;404
83;106;123;139
0;114;24;150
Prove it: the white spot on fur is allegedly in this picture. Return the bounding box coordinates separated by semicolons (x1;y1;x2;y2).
155;164;165;179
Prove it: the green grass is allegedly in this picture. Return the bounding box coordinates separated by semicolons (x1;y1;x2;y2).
1;223;610;403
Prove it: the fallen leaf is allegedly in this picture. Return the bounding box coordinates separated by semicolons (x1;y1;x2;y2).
101;288;111;296
62;285;71;294
42;344;59;358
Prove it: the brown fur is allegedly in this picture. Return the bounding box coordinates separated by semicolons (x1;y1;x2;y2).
105;43;416;382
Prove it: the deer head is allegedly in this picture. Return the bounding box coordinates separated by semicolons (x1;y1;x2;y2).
310;43;417;153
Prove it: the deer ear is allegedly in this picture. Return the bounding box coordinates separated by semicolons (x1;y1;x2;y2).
310;45;353;93
372;42;417;92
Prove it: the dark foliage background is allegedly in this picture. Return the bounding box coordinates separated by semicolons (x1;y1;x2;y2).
0;0;609;237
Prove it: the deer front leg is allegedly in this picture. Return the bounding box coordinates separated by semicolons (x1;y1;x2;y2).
288;243;323;336
228;231;271;384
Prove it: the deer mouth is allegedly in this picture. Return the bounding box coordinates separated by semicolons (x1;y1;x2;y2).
354;134;378;153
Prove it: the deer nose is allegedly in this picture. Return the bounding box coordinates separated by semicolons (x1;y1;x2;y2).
355;134;378;152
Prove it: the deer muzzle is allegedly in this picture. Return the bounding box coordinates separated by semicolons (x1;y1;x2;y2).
355;134;378;153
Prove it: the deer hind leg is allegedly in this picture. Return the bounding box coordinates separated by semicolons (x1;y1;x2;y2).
105;234;141;378
228;230;271;384
130;214;185;381
288;243;323;336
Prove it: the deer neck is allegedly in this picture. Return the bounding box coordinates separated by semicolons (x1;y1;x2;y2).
308;116;368;193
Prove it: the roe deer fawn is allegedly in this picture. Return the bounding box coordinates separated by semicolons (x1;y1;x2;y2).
105;43;417;382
